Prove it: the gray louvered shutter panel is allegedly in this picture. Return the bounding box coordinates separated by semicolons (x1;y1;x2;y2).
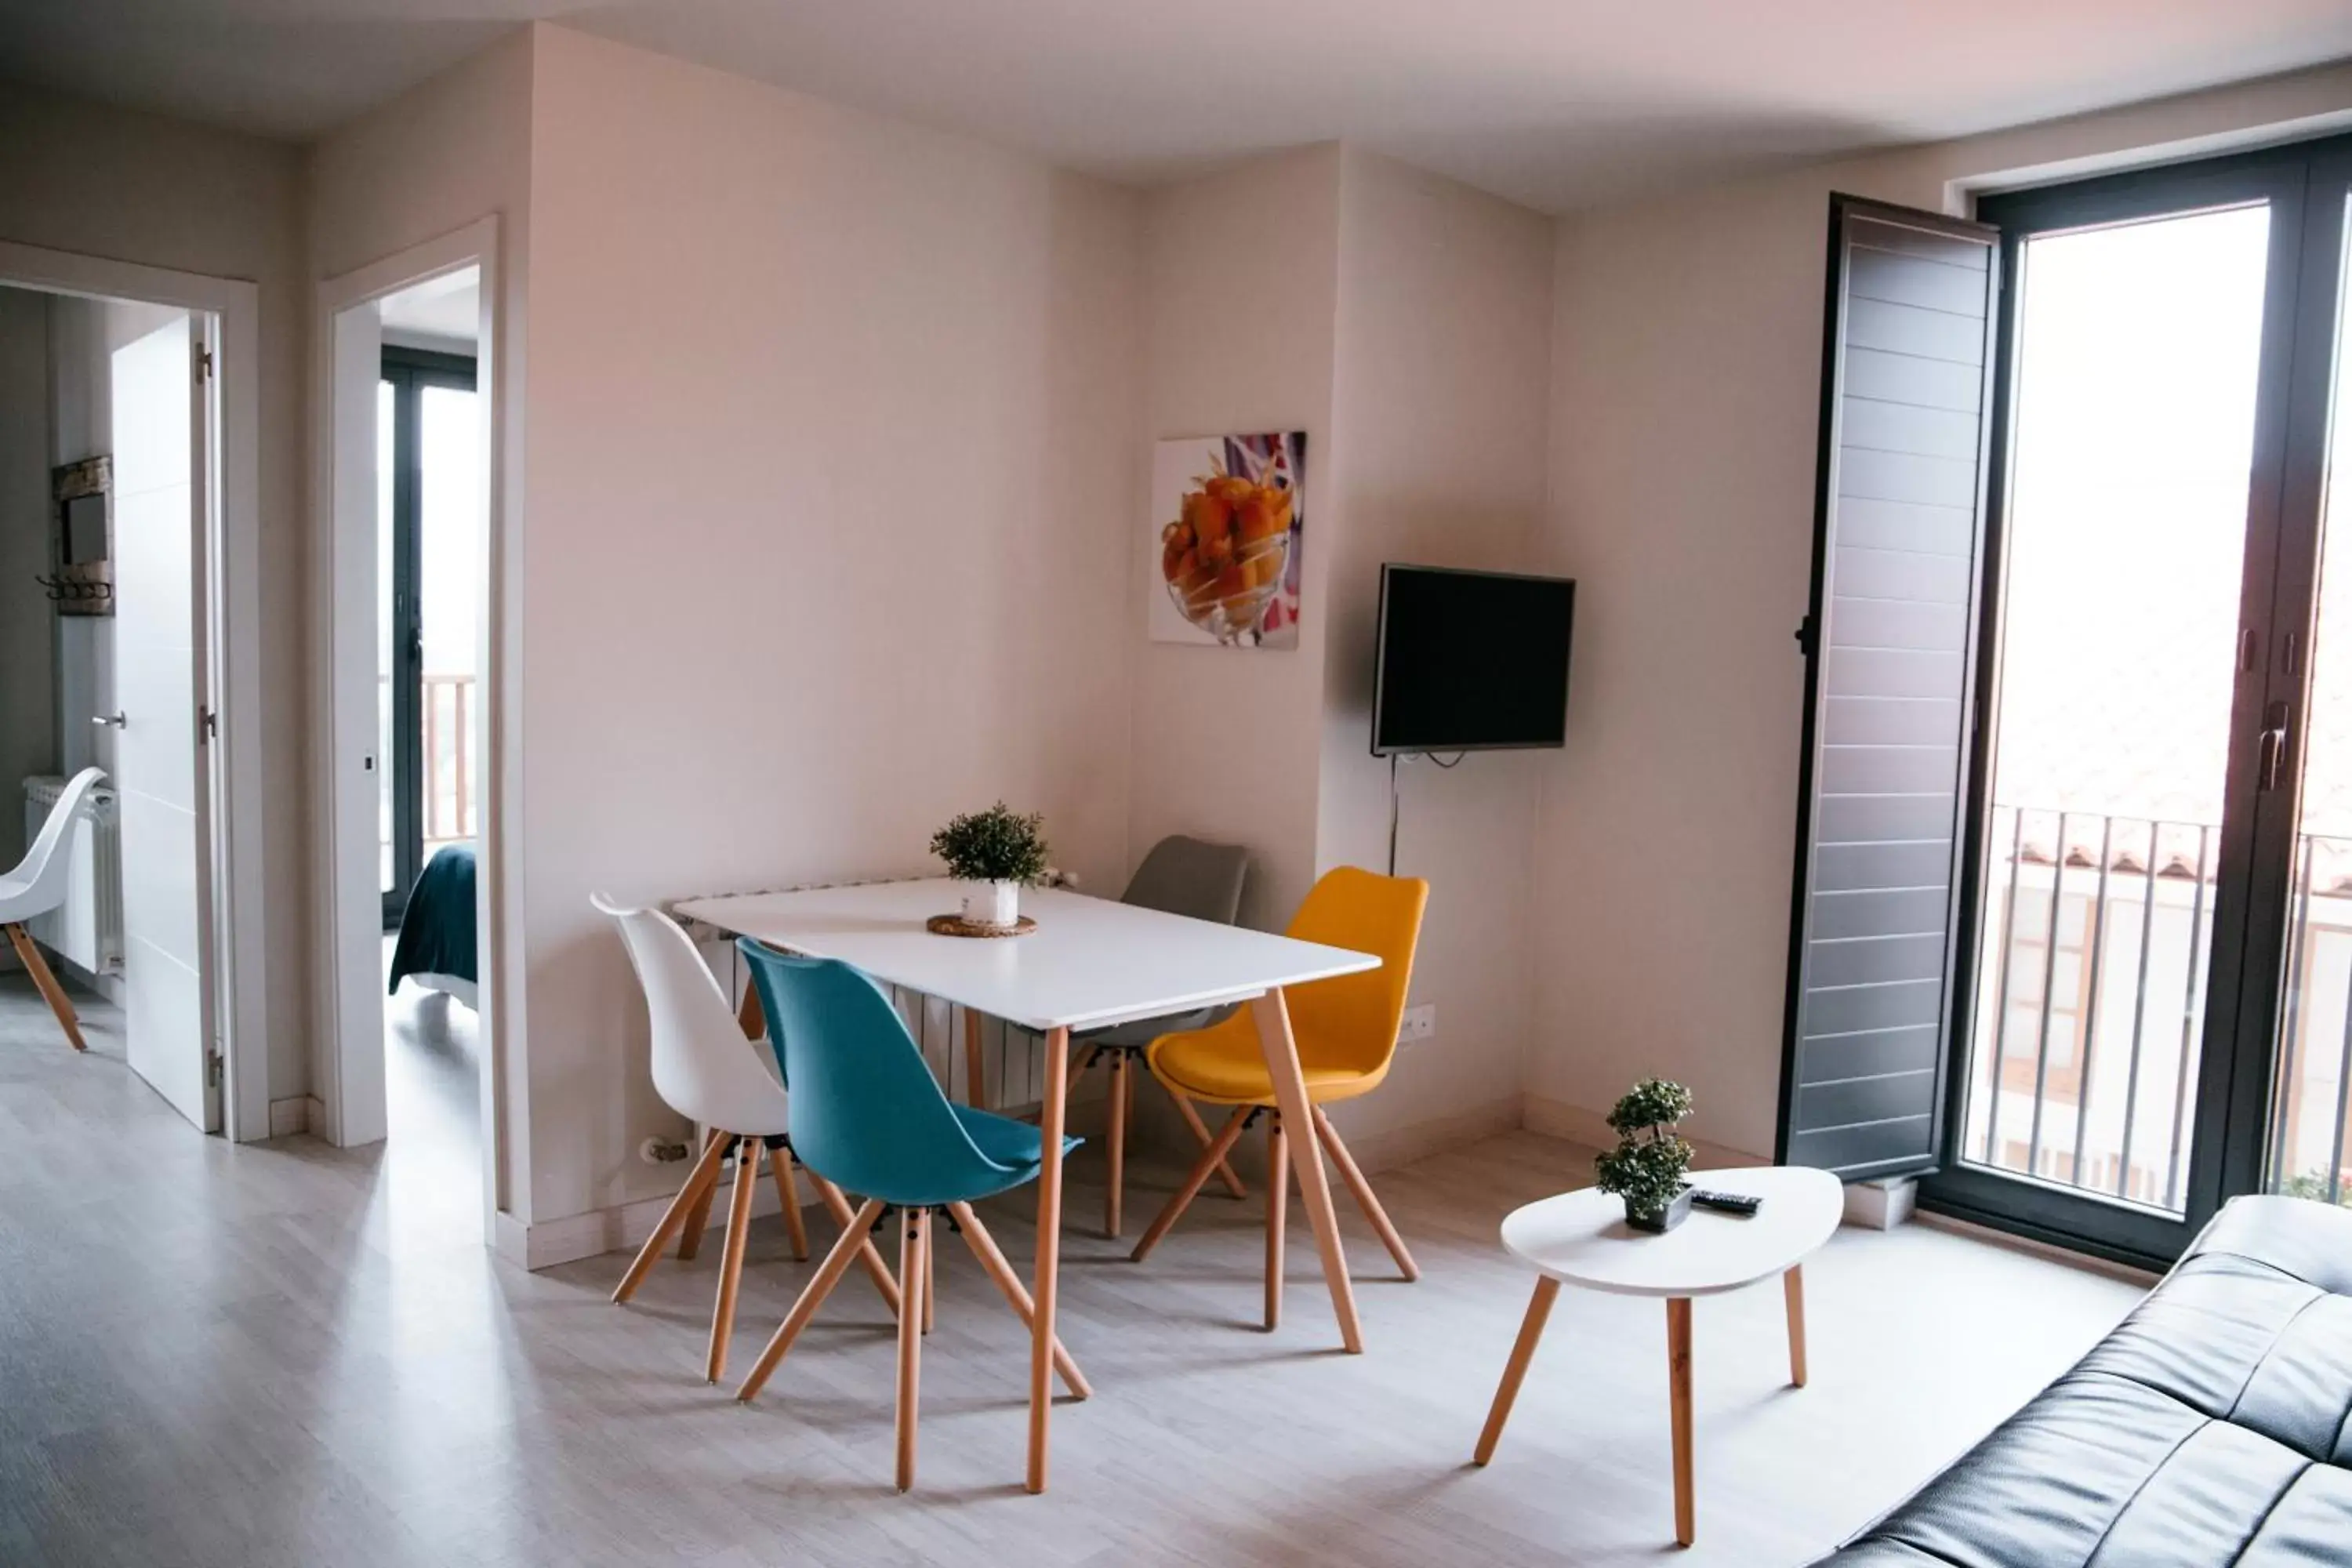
1778;196;2001;1181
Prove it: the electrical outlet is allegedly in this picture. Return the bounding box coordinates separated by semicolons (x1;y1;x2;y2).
1397;1004;1436;1045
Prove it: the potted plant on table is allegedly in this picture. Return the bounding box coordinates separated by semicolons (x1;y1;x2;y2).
1594;1077;1697;1233
930;802;1050;931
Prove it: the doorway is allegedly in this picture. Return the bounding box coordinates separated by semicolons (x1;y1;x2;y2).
316;220;502;1247
1934;135;2352;1262
0;278;233;1134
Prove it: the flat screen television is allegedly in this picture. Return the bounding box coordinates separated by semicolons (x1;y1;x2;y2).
1370;565;1575;755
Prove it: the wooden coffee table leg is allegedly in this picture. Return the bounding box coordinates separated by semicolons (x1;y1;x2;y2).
1668;1296;1694;1547
1784;1265;1808;1388
1474;1274;1561;1465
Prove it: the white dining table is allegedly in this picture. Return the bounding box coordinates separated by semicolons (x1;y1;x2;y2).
673;877;1382;1494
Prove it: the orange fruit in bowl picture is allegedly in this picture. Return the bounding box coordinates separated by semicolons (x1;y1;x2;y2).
1155;434;1302;647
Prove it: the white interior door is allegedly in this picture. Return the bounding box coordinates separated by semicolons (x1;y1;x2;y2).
111;311;218;1131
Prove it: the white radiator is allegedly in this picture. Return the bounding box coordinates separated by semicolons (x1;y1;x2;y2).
21;775;123;978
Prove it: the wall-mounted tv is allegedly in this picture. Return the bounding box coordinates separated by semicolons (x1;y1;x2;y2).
1370;564;1575;755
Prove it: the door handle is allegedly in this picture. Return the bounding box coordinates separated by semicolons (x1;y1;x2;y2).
2258;699;2290;792
91;711;125;729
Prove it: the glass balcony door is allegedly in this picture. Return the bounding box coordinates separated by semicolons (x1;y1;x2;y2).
377;347;480;927
1933;153;2320;1265
2259;148;2352;1218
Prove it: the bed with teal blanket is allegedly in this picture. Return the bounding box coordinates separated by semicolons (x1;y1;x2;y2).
388;843;477;1007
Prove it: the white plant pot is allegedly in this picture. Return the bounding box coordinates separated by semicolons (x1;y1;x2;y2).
961;880;1020;928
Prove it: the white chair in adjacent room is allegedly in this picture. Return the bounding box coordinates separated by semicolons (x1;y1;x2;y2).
1;766;107;1053
593;894;901;1381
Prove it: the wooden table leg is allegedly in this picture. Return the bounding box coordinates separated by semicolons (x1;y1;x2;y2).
1264;1112;1287;1330
1104;1051;1127;1239
1473;1275;1560;1465
1025;1024;1070;1494
1784;1265;1808;1388
1668;1296;1694;1547
1251;991;1360;1352
964;1007;986;1108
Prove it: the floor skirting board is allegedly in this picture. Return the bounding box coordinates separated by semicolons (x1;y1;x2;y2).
499;1152;803;1272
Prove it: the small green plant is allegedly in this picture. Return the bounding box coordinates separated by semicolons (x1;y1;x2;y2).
930;802;1051;885
1594;1077;1696;1221
2279;1169;2352;1210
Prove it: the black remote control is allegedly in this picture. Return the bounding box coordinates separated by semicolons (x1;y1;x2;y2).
1690;1189;1761;1217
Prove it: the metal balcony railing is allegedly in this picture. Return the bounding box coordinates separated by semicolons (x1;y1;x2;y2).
1969;806;2352;1214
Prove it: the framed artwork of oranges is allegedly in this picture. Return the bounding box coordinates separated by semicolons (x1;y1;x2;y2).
1150;430;1305;648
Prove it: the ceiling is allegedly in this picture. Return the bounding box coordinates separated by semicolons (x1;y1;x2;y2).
3;1;2350;211
380;267;479;347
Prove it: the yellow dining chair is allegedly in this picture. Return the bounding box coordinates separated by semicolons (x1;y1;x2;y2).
1130;866;1428;1327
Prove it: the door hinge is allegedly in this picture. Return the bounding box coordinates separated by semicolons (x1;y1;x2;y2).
194;346;214;383
205;1047;223;1088
198;706;217;742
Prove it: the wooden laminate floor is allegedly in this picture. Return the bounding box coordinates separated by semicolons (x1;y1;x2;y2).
0;973;2146;1566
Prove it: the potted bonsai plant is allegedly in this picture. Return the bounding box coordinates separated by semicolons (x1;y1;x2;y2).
930;801;1050;931
1594;1077;1697;1233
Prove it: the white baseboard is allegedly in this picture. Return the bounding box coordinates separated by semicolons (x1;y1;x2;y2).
503;1151;809;1272
267;1095;310;1138
1523;1092;1771;1170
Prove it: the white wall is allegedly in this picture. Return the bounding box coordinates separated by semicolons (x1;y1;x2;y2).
1318;149;1553;1156
1133;146;1342;935
0;289;50;872
307;27;533;1188
1530;60;2352;1160
516;25;1142;1225
0;85;307;1100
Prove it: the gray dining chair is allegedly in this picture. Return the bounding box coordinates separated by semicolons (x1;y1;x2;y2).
1075;834;1251;1237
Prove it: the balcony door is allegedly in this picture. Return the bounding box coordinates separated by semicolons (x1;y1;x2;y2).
378;347;480;927
1783;135;2352;1270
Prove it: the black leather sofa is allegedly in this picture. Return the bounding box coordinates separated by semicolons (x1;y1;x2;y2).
1813;1195;2352;1566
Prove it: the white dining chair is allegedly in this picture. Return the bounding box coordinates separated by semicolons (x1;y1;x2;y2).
2;766;107;1053
593;894;902;1381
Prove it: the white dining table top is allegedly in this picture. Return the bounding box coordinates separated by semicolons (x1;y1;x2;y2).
673;878;1381;1033
1498;1167;1843;1298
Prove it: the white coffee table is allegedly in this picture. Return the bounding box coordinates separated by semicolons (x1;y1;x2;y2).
1472;1166;1843;1547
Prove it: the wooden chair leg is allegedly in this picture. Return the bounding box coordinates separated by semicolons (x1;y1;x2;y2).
612;1131;730;1303
1668;1296;1695;1547
947;1201;1090;1398
1160;1076;1247;1198
1265;1114;1288;1330
6;924;86;1052
706;1138;760;1382
675;1128;724;1261
895;1209;927;1492
1474;1275;1560;1465
735;1197;886;1402
1105;1051;1128;1239
1312;1105;1418;1281
1131;1105;1251;1262
806;1169;902;1317
1784;1265;1808;1388
769;1145;811;1261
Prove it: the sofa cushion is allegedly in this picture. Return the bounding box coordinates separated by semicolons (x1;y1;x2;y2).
1812;1196;2352;1566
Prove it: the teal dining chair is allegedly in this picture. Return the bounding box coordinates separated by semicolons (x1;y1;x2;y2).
730;940;1091;1491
